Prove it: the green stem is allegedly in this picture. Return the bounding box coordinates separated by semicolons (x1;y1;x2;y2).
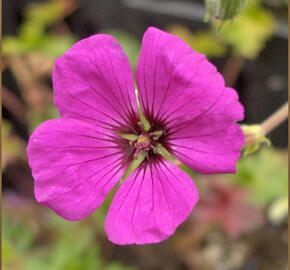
155;144;176;163
118;133;138;141
135;89;150;131
120;151;147;182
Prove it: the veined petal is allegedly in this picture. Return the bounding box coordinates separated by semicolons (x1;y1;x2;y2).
167;87;245;174
105;158;198;245
135;27;224;126
27;119;128;221
135;27;244;174
53;34;139;130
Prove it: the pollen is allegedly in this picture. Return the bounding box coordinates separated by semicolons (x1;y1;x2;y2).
137;134;150;144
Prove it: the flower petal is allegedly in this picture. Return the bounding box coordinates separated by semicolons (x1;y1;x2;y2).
27;119;128;221
135;27;244;174
53;34;139;130
105;158;198;245
167;87;245;174
135;27;224;126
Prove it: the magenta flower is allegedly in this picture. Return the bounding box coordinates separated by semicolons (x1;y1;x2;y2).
27;27;244;245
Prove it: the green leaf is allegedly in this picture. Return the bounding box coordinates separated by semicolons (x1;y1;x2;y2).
3;195;136;270
2;0;74;57
39;35;76;57
19;20;46;47
121;151;147;182
243;143;259;156
205;0;247;21
190;32;227;58
2;214;34;253
2;120;12;137
25;0;64;26
218;2;276;59
2;240;15;265
2;36;30;56
230;147;288;205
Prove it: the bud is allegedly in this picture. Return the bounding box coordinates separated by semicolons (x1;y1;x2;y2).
205;0;247;21
241;124;271;155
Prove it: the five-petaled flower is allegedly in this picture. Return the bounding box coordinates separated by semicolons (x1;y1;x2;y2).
27;27;244;245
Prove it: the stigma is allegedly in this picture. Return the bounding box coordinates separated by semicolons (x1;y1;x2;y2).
134;134;151;157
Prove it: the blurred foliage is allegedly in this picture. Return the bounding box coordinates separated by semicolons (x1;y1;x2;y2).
2;194;136;270
262;0;288;6
28;104;60;133
205;0;247;21
267;196;288;225
204;0;287;22
182;146;287;237
177;147;288;237
2;1;288;268
281;0;288;5
26;0;64;25
167;25;227;58
217;2;276;59
169;2;276;61
2;120;26;168
2;0;75;57
194;179;264;238
229;147;288;205
102;29;141;71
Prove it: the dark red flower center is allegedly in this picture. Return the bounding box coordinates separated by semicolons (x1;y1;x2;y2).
132;128;164;158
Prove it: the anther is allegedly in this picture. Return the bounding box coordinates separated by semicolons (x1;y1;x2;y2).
150;130;164;140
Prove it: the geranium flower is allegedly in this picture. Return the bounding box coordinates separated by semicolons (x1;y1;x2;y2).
27;27;244;245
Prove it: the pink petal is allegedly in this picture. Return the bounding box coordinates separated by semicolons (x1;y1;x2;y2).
135;27;224;126
167;87;245;174
53;34;139;129
105;159;198;245
27;119;128;221
135;27;244;174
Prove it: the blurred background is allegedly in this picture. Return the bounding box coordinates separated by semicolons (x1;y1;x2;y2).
2;0;288;270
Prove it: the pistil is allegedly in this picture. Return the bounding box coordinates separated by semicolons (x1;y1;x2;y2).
118;128;165;159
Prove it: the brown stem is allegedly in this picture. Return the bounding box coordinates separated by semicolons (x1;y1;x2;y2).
7;56;53;113
261;102;288;136
222;52;245;86
7;56;35;92
26;53;54;79
2;87;27;127
1;59;7;72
